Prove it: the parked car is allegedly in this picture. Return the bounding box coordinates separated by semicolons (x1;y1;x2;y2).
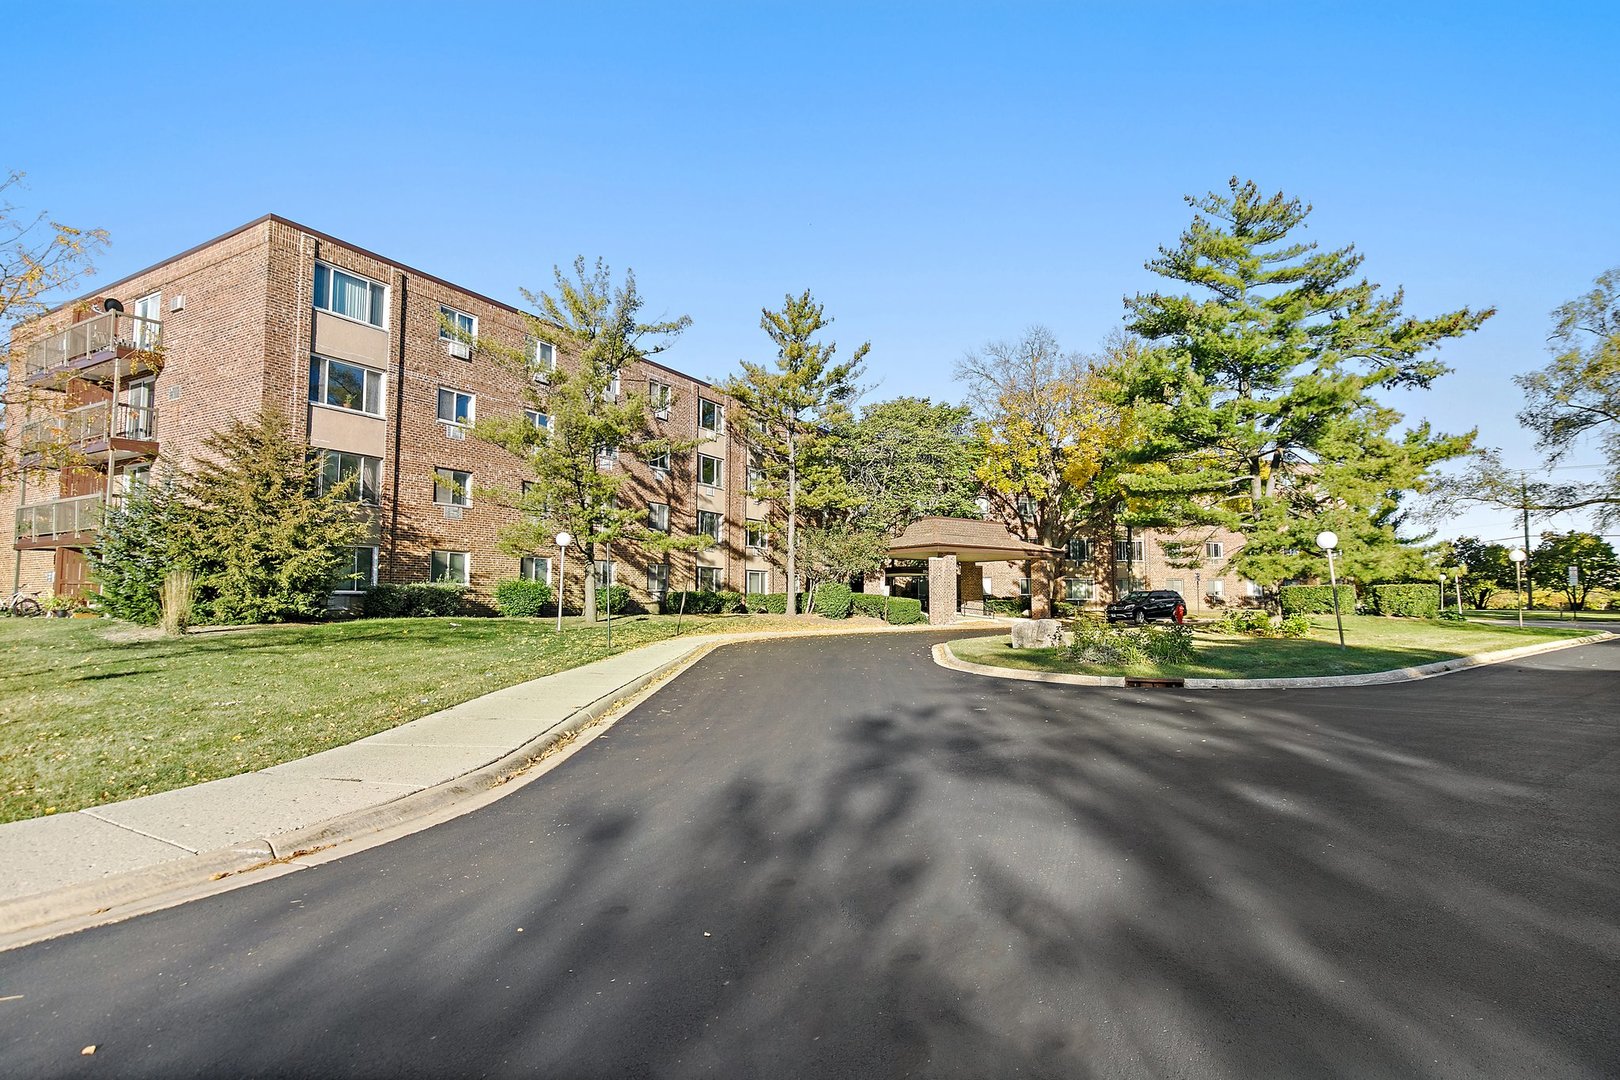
1105;589;1187;625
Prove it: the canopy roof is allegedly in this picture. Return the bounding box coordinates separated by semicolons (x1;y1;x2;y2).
886;516;1062;564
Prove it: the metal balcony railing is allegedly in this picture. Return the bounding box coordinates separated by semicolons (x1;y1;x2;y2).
14;493;104;544
22;312;163;381
21;402;158;454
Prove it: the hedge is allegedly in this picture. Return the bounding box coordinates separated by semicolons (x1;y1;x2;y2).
811;582;853;619
883;597;926;625
740;591;807;614
985;597;1030;617
1279;584;1356;615
595;584;634;615
1367;583;1440;618
493;579;554;617
662;589;745;615
361;583;466;618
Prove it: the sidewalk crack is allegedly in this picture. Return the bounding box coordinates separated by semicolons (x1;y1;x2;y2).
79;811;201;854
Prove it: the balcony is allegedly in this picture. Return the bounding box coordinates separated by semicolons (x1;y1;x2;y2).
14;494;103;549
22;311;163;387
20;402;159;466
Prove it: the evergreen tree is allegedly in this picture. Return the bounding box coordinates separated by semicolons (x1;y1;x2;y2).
722;291;867;615
90;471;192;625
1117;178;1490;585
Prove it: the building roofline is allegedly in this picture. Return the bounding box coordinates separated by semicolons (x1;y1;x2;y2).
40;213;715;390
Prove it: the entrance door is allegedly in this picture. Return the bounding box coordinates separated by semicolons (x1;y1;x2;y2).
55;547;91;598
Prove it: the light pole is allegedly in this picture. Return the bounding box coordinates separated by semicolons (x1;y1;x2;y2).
554;531;572;633
1509;548;1527;628
1439;572;1447;618
1456;564;1465;613
1316;531;1346;649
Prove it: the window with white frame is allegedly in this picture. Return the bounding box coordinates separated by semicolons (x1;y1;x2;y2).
433;467;471;507
746;570;769;595
596;444;620;468
1066;537;1088;563
747;451;766;492
745;519;767;550
1167;578;1185;594
1015;494;1037;518
594;560;615;588
1243;579;1263;598
1208;579;1225;598
697;510;722;544
1017;577;1032;597
647;446;670;475
528;338;556;381
650;380;672;419
430;550;468;584
525;409;550;432
698;453;723;488
647;563;669;597
699;398;723;433
1205;541;1225;559
314;263;387;328
337;546;378;593
648;501;670;532
1063;578;1094;602
1114;539;1144;563
318;450;381;504
520;556;552;584
440;306;476;357
132;291;162;348
695;565;722;591
310;356;385;416
437;388;474;427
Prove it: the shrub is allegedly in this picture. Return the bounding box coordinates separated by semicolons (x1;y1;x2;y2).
1436;608;1466;622
1141;624;1196;664
361;583;466;618
1217;609;1275;636
1053;601;1080;619
493;578;554;617
811;582;853;619
595;584;634;615
663;590;746;615
1067;621;1195;667
1279;584;1356;615
1276;614;1311;638
985;597;1029;617
737;591;807;614
160;569;196;636
849;593;888;618
884;597;926;625
1367;583;1440;618
92;476;193;625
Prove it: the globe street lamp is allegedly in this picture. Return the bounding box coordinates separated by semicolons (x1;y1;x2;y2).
1509;547;1527;628
1316;531;1346;649
555;531;573;633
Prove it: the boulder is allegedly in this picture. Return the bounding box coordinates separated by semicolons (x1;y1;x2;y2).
1010;618;1067;649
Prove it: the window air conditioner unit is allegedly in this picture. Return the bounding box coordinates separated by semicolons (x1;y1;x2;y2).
654;408;669;421
170;294;186;312
444;423;465;440
443;505;463;520
446;340;471;360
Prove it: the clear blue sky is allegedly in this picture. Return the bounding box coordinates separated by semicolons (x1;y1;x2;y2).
9;1;1617;547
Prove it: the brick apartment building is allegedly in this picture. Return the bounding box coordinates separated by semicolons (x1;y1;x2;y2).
5;215;779;609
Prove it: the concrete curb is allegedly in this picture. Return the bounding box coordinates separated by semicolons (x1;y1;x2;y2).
932;630;1616;690
0;621;955;950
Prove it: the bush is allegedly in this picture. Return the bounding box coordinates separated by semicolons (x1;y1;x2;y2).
849;593;888;618
1066;620;1193;667
1367;583;1440;618
811;582;853;619
1279;584;1356;615
1217;609;1276;636
361;583;466;618
662;590;745;615
884;597;926;625
985;597;1029;617
92;477;193;625
595;584;634;615
493;578;554;617
1276;614;1311;638
1436;608;1466;622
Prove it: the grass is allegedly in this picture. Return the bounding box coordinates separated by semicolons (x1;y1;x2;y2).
947;614;1597;681
0;612;866;824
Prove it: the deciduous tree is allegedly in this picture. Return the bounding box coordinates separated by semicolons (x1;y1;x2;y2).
1528;530;1619;610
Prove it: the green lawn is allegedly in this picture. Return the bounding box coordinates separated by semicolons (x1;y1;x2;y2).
947;614;1596;681
0;612;837;824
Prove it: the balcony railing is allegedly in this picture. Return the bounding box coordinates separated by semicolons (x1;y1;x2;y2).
14;494;104;544
22;311;163;382
21;402;158;455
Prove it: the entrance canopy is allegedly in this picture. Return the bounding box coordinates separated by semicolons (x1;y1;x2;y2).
886;516;1062;563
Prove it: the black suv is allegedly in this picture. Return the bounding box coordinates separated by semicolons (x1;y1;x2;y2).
1105;590;1187;625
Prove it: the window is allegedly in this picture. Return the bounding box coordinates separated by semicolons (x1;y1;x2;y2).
746;570;769;595
745;519;767;550
1017;578;1032;597
594;560;615;589
430;550;468;584
1205;541;1225;559
747;451;766;492
1114;540;1144;563
1243;579;1263;598
698;453;723;488
437;388;474;426
116;463;152;496
520;556;552;584
1015;494;1037;518
310;356;384;416
648;502;670;532
608;372;621;398
647;563;670;597
1208;579;1225;598
1167;578;1185;594
649;380;672;419
525;409;550;432
319;451;381;504
699;398;723;433
440;306;476;357
337;547;378;593
1063;578;1094;602
1066;537;1089;563
528;339;556;381
132;292;162;349
433;467;471;507
697;510;722;543
596;444;620;468
647;446;670;475
314;263;387;328
696;565;722;591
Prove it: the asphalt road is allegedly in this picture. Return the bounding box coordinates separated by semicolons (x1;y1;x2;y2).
3;631;1617;1079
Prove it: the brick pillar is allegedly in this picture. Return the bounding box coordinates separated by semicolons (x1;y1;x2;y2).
960;563;984;604
927;555;958;625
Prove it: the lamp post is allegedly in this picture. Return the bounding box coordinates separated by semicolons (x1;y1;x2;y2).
1316;531;1346;649
554;532;572;633
1509;548;1527;628
1456;564;1465;613
1439;572;1447;617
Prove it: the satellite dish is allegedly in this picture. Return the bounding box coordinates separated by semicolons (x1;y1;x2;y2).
101;297;125;313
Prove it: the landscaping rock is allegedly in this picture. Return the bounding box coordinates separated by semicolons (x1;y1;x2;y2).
1010;618;1068;649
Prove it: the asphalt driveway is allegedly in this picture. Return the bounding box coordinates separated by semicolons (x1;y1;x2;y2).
2;630;1616;1078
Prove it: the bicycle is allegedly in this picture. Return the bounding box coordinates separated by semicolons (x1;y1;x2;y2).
1;590;43;617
